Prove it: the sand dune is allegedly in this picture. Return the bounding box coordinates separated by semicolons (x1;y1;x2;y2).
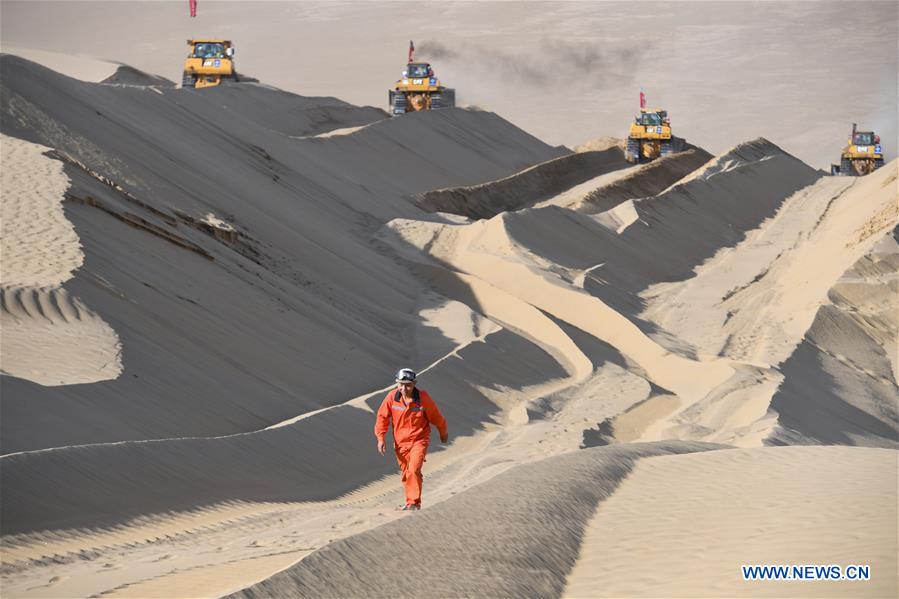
381;146;895;451
644;162;897;367
0;55;566;453
228;444;895;599
228;442;723;599
384;213;737;401
564;446;897;598
641;175;853;360
0;47;119;82
769;228;899;447
502;139;823;319
1;48;896;599
630;162;898;446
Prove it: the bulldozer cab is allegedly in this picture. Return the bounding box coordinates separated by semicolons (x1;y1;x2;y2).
189;41;234;58
852;132;876;146
406;63;433;79
193;42;225;58
637;111;663;126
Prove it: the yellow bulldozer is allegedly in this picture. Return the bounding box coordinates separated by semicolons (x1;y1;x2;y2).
831;123;885;176
625;91;679;163
626;110;674;163
182;39;238;89
389;41;455;115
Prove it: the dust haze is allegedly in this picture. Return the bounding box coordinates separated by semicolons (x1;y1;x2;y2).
419;39;648;89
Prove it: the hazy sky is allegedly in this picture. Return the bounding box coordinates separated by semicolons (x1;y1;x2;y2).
2;1;896;168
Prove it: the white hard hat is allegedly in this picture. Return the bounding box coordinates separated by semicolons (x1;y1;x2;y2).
395;368;417;383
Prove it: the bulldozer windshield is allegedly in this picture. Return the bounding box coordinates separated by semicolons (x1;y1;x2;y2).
638;112;663;126
194;43;226;59
852;132;874;146
406;63;431;78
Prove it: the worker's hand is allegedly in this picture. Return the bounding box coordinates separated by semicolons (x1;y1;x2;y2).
377;439;386;455
440;434;448;444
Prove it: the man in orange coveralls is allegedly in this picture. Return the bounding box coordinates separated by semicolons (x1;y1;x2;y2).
375;368;448;511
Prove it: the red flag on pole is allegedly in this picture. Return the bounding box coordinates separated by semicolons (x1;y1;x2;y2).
190;0;197;17
408;40;414;63
639;89;646;109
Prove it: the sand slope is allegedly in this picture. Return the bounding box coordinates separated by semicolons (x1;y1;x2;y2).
564;446;897;598
634;162;898;447
227;444;895;599
228;442;723;599
0;47;119;82
645;162;896;367
503;139;822;318
0;55;566;452
769;227;899;447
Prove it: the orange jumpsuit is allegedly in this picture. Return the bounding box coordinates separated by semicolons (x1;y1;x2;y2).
374;387;447;507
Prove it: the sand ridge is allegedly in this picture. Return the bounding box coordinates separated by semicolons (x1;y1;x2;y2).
227;442;726;599
0;47;119;83
384;212;736;399
631;162;898;446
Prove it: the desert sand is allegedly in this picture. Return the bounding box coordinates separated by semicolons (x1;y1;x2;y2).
1;2;897;598
0;133;122;385
563;446;898;598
